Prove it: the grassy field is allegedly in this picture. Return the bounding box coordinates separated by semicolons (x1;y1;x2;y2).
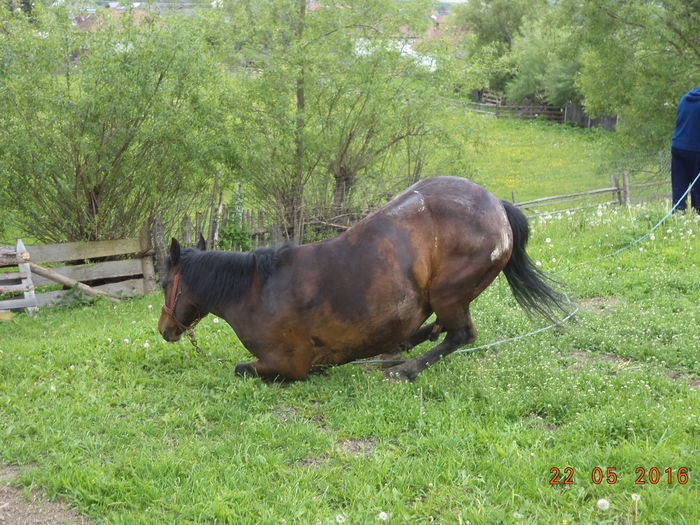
1;202;698;524
466;116;614;202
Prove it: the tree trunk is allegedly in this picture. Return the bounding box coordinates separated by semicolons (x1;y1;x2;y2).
332;166;357;220
290;0;306;243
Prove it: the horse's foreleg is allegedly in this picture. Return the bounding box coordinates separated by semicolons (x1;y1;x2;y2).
395;322;445;353
376;322;444;368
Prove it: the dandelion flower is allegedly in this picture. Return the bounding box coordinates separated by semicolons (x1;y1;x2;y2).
213;318;220;323
50;385;57;392
596;498;610;511
336;515;346;523
631;493;640;502
535;261;542;267
148;304;153;310
123;338;130;344
545;237;552;243
107;337;113;344
377;511;389;521
143;342;150;349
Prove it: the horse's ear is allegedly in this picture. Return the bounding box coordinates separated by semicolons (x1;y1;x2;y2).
196;234;206;251
170;238;181;266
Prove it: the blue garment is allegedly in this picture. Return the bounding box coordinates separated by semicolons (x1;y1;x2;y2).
672;88;700;151
671;147;700;213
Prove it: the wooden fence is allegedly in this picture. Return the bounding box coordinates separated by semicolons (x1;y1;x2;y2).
512;173;671;217
466;100;565;123
175;208;277;251
455;92;617;129
0;224;155;310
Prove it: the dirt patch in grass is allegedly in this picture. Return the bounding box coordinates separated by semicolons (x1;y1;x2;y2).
568;350;699;389
660;370;700;390
525;413;560;433
337;437;375;457
273;405;300;422
0;465;92;525
568;349;634;369
297;437;376;468
579;296;620;313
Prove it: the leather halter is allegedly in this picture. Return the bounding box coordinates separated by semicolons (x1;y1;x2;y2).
161;272;202;334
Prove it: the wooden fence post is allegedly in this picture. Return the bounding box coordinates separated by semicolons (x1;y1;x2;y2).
614;176;623;205
622;171;630;206
17;239;37;315
139;222;156;294
195;212;204;246
208;190;224;250
181;215;193;247
152;217;167;280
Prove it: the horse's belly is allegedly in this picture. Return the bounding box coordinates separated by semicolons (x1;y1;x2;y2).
310;301;429;365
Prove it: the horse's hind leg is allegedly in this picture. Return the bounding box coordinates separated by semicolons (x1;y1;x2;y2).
385;307;476;381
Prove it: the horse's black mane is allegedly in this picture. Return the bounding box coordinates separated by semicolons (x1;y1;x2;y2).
166;244;292;307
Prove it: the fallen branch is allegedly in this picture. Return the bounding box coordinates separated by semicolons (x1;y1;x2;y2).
29;263;120;303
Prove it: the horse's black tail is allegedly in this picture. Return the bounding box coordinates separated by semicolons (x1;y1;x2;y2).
501;200;568;321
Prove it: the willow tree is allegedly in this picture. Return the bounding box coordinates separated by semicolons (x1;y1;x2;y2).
0;7;237;242
222;0;460;239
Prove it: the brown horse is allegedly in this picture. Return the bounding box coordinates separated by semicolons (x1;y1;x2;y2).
158;176;564;381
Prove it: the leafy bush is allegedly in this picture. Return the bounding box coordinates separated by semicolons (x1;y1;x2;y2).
0;7;237;243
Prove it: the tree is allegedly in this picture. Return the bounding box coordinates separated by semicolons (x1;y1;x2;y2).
221;0;462;239
566;0;700;155
0;7;237;243
448;0;546;92
504;14;582;106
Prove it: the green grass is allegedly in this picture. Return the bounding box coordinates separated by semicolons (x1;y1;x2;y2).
467;116;614;202
1;202;698;523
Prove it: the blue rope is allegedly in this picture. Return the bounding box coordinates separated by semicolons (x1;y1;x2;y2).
555;170;700;275
353;170;700;366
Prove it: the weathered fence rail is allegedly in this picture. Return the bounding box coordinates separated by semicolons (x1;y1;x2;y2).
0;224;156;311
512;173;671;217
466;101;565;123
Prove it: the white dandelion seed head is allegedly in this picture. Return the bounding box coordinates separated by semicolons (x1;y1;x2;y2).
596;498;610;511
377;511;389;521
143;342;150;348
50;385;57;392
545;237;551;243
213;318;220;323
148;304;153;309
336;515;346;523
123;338;130;344
631;493;640;502
535;261;542;266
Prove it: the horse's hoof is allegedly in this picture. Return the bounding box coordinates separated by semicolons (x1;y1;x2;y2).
384;364;418;382
235;363;255;377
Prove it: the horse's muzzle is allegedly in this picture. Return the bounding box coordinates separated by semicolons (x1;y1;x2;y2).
160;328;183;342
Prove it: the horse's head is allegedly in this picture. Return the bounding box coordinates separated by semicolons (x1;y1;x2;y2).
158;236;206;342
